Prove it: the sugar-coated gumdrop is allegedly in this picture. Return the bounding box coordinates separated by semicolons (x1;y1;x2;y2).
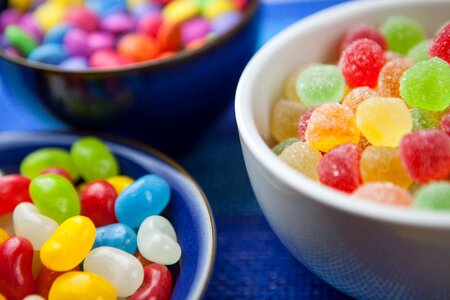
384;51;403;62
400;130;450;183
81;180;118;227
36;266;81;299
410;108;440;131
128;263;172;300
378;58;414;98
296;64;345;107
429;23;450;63
400;57;450;112
353;182;412;207
413;181;450;211
318;143;362;193
340;23;387;52
341;87;378;113
305;103;359;152
0;174;31;216
283;68;303;102
270;99;306;142
272;138;299;156
407;39;430;62
380;15;426;55
339;38;386;88
360;146;412;189
439;112;450;136
356;97;412;147
296;106;317;140
278;142;322;180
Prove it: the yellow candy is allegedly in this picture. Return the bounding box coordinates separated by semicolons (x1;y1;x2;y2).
163;0;199;24
270;99;306;143
50;0;83;7
283;68;303;102
106;175;134;195
356;97;412;147
127;0;146;9
34;2;66;32
40;216;96;271
202;0;234;19
278;142;322;181
0;228;9;244
9;0;33;11
48;271;117;300
0;294;7;300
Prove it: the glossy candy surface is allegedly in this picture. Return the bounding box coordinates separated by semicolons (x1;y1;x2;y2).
106;175;134;194
94;223;137;254
36;266;80;299
81;180;118;227
129;263;172;300
0;174;31;215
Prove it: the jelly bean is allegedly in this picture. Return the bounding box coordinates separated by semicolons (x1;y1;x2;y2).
340;23;387;52
115;174;171;228
40;216;96;271
23;295;45;300
0;9;22;33
118;33;158;62
133;3;163;20
156;21;181;52
0;174;32;216
163;0;199;24
128;263;172;300
181;17;210;46
5;24;37;56
0;229;9;244
94;223;137;254
39;167;72;182
87;31;115;52
270;99;306;143
63;28;91;57
81;180;118;227
89;49;126;68
272;138;299;156
42;23;71;44
13;203;58;250
407;39;431;62
0;213;14;236
353;182;412;207
48;271;116;300
36;266;80;299
65;5;99;32
203;0;234;19
137;216;181;265
9;0;33;11
380;15;426;55
0;237;35;300
29;174;79;224
101;12;136;34
429;23;450;63
86;0;128;18
106;175;134;194
31;250;42;279
279;142;322;180
84;246;144;297
211;11;241;36
33;2;66;32
28;44;69;65
138;13;163;38
414;181;450;211
134;250;152;266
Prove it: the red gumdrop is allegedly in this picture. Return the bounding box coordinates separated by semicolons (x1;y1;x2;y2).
81;180;118;227
128;263;172;300
318;143;362;193
439;112;450;136
340;23;388;52
36;265;80;299
139;13;163;38
0;174;32;216
338;38;386;88
0;237;35;300
400;130;450;183
39;168;72;183
297;106;317;141
429;23;450;63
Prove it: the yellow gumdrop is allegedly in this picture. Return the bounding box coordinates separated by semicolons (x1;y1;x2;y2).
278;142;322;181
356;97;412;147
48;271;117;300
283;67;303;102
0;228;9;244
9;0;33;11
34;2;66;32
106;175;134;195
163;0;199;24
40;216;95;271
271;99;306;143
202;0;234;19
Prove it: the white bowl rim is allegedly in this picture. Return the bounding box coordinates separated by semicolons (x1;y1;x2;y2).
236;0;450;229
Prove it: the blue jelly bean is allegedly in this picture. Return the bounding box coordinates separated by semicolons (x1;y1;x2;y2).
28;44;68;65
86;0;127;17
115;174;170;228
93;223;137;254
59;56;88;70
43;23;72;45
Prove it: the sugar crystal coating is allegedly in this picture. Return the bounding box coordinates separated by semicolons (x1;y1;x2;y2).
429;23;450;63
341;87;378;113
296;106;317;141
407;39;431;62
378;58;414;98
380;15;426;55
278;142;322;181
270;99;306;142
410;108;440;131
353;182;412;207
439;112;450;136
272;138;299;156
413;181;450;211
340;23;387;52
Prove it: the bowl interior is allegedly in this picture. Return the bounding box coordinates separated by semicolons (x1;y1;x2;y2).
0;132;215;300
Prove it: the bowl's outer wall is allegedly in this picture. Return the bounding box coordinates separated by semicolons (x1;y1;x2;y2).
238;1;450;299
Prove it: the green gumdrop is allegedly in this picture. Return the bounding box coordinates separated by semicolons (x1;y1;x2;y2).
380;15;426;55
20;148;79;181
4;25;37;56
410;108;440;131
30;174;80;224
296;64;345;107
400;57;450;111
413;181;450;211
407;39;431;62
70;137;119;182
272;138;299;156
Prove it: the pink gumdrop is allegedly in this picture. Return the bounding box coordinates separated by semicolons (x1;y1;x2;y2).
429;23;450;63
89;49;126;68
64;28;91;57
87;31;115;52
353;182;412;207
439;112;450;136
318;143;362;193
18;13;42;43
0;8;22;33
340;23;387;52
101;13;136;35
138;13;163;38
65;5;99;32
297;106;317;141
181;17;210;47
400;130;450;183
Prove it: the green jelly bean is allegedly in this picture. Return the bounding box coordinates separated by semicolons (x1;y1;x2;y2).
4;25;37;56
380;15;425;55
272;138;299;156
414;181;450;211
407;39;431;63
30;174;80;224
70;137;119;182
20;148;79;181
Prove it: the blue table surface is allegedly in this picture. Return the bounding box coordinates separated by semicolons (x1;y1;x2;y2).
0;1;354;298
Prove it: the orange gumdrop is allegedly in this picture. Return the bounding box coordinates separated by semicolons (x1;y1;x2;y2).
378;58;414;98
118;33;158;63
353;182;412;207
341;87;379;113
156;22;181;53
36;265;81;298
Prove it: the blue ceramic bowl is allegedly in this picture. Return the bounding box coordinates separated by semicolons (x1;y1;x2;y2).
0;132;216;300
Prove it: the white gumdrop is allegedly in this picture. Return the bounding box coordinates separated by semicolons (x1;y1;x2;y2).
138;215;177;241
83;246;144;297
13;202;58;250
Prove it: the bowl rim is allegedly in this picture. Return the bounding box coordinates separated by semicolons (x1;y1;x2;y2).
0;131;216;299
235;0;450;229
0;0;259;75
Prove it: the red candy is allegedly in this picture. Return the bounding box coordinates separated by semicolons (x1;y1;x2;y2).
318;143;362;193
0;174;32;216
139;13;163;38
128;263;172;300
81;180;118;227
400;130;450;183
89;49;130;68
439;112;450;136
0;237;35;300
340;23;388;52
65;5;99;32
338;38;386;88
429;23;450;63
297;106;317;141
156;22;181;53
40;167;72;182
36;265;80;299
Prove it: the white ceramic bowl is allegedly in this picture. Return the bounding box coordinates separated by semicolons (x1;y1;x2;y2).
236;1;450;299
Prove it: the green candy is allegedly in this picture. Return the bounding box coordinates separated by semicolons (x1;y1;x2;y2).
410;108;440;131
30;174;80;224
20;148;79;181
380;15;425;55
407;39;431;62
272;138;299;156
70;137;119;182
413;181;450;211
296;64;345;107
400;58;450;111
4;25;37;56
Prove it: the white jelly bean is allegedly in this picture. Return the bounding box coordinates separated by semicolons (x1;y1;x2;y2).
13;202;58;250
83;246;144;297
138;215;177;241
23;295;45;300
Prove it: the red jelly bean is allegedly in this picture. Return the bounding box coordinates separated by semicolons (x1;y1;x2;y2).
81;180;118;227
139;13;163;38
0;237;35;300
400;130;450;183
128;263;172;300
156;22;181;53
439;112;450;136
429;23;450;64
0;174;32;216
36;265;80;299
297;106;317;141
340;23;388;52
318;143;362;193
40;167;72;183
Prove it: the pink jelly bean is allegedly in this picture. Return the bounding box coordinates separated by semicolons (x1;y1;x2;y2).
65;5;99;32
100;13;136;34
18;13;42;43
181;17;210;46
87;31;115;52
64;28;91;57
138;13;163;38
0;8;21;33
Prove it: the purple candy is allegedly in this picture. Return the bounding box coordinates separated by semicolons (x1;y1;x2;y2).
212;11;242;36
100;13;136;34
64;28;91;57
59;56;88;70
18;13;42;43
0;9;22;33
0;34;10;48
87;31;115;52
181;17;211;46
4;47;21;58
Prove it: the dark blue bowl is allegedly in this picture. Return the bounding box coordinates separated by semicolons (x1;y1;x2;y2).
0;132;216;300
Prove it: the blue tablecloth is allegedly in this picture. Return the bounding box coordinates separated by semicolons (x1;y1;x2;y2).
0;1;353;298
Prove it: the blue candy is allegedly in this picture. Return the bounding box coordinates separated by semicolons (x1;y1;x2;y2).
93;223;137;254
59;56;88;70
86;0;127;17
115;174;171;228
43;23;72;44
28;44;68;65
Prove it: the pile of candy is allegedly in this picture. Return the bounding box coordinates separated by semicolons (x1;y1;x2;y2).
271;16;450;210
0;0;248;69
0;137;179;300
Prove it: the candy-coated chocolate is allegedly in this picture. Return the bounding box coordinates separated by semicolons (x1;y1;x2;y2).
28;44;68;64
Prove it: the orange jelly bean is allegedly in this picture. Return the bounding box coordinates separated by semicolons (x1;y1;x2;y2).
118;33;158;62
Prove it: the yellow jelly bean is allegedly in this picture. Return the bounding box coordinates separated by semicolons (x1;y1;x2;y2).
34;2;66;32
50;0;83;7
40;216;95;271
0;294;7;300
202;0;234;19
163;0;199;24
9;0;33;11
48;271;117;300
0;228;9;244
106;175;134;195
